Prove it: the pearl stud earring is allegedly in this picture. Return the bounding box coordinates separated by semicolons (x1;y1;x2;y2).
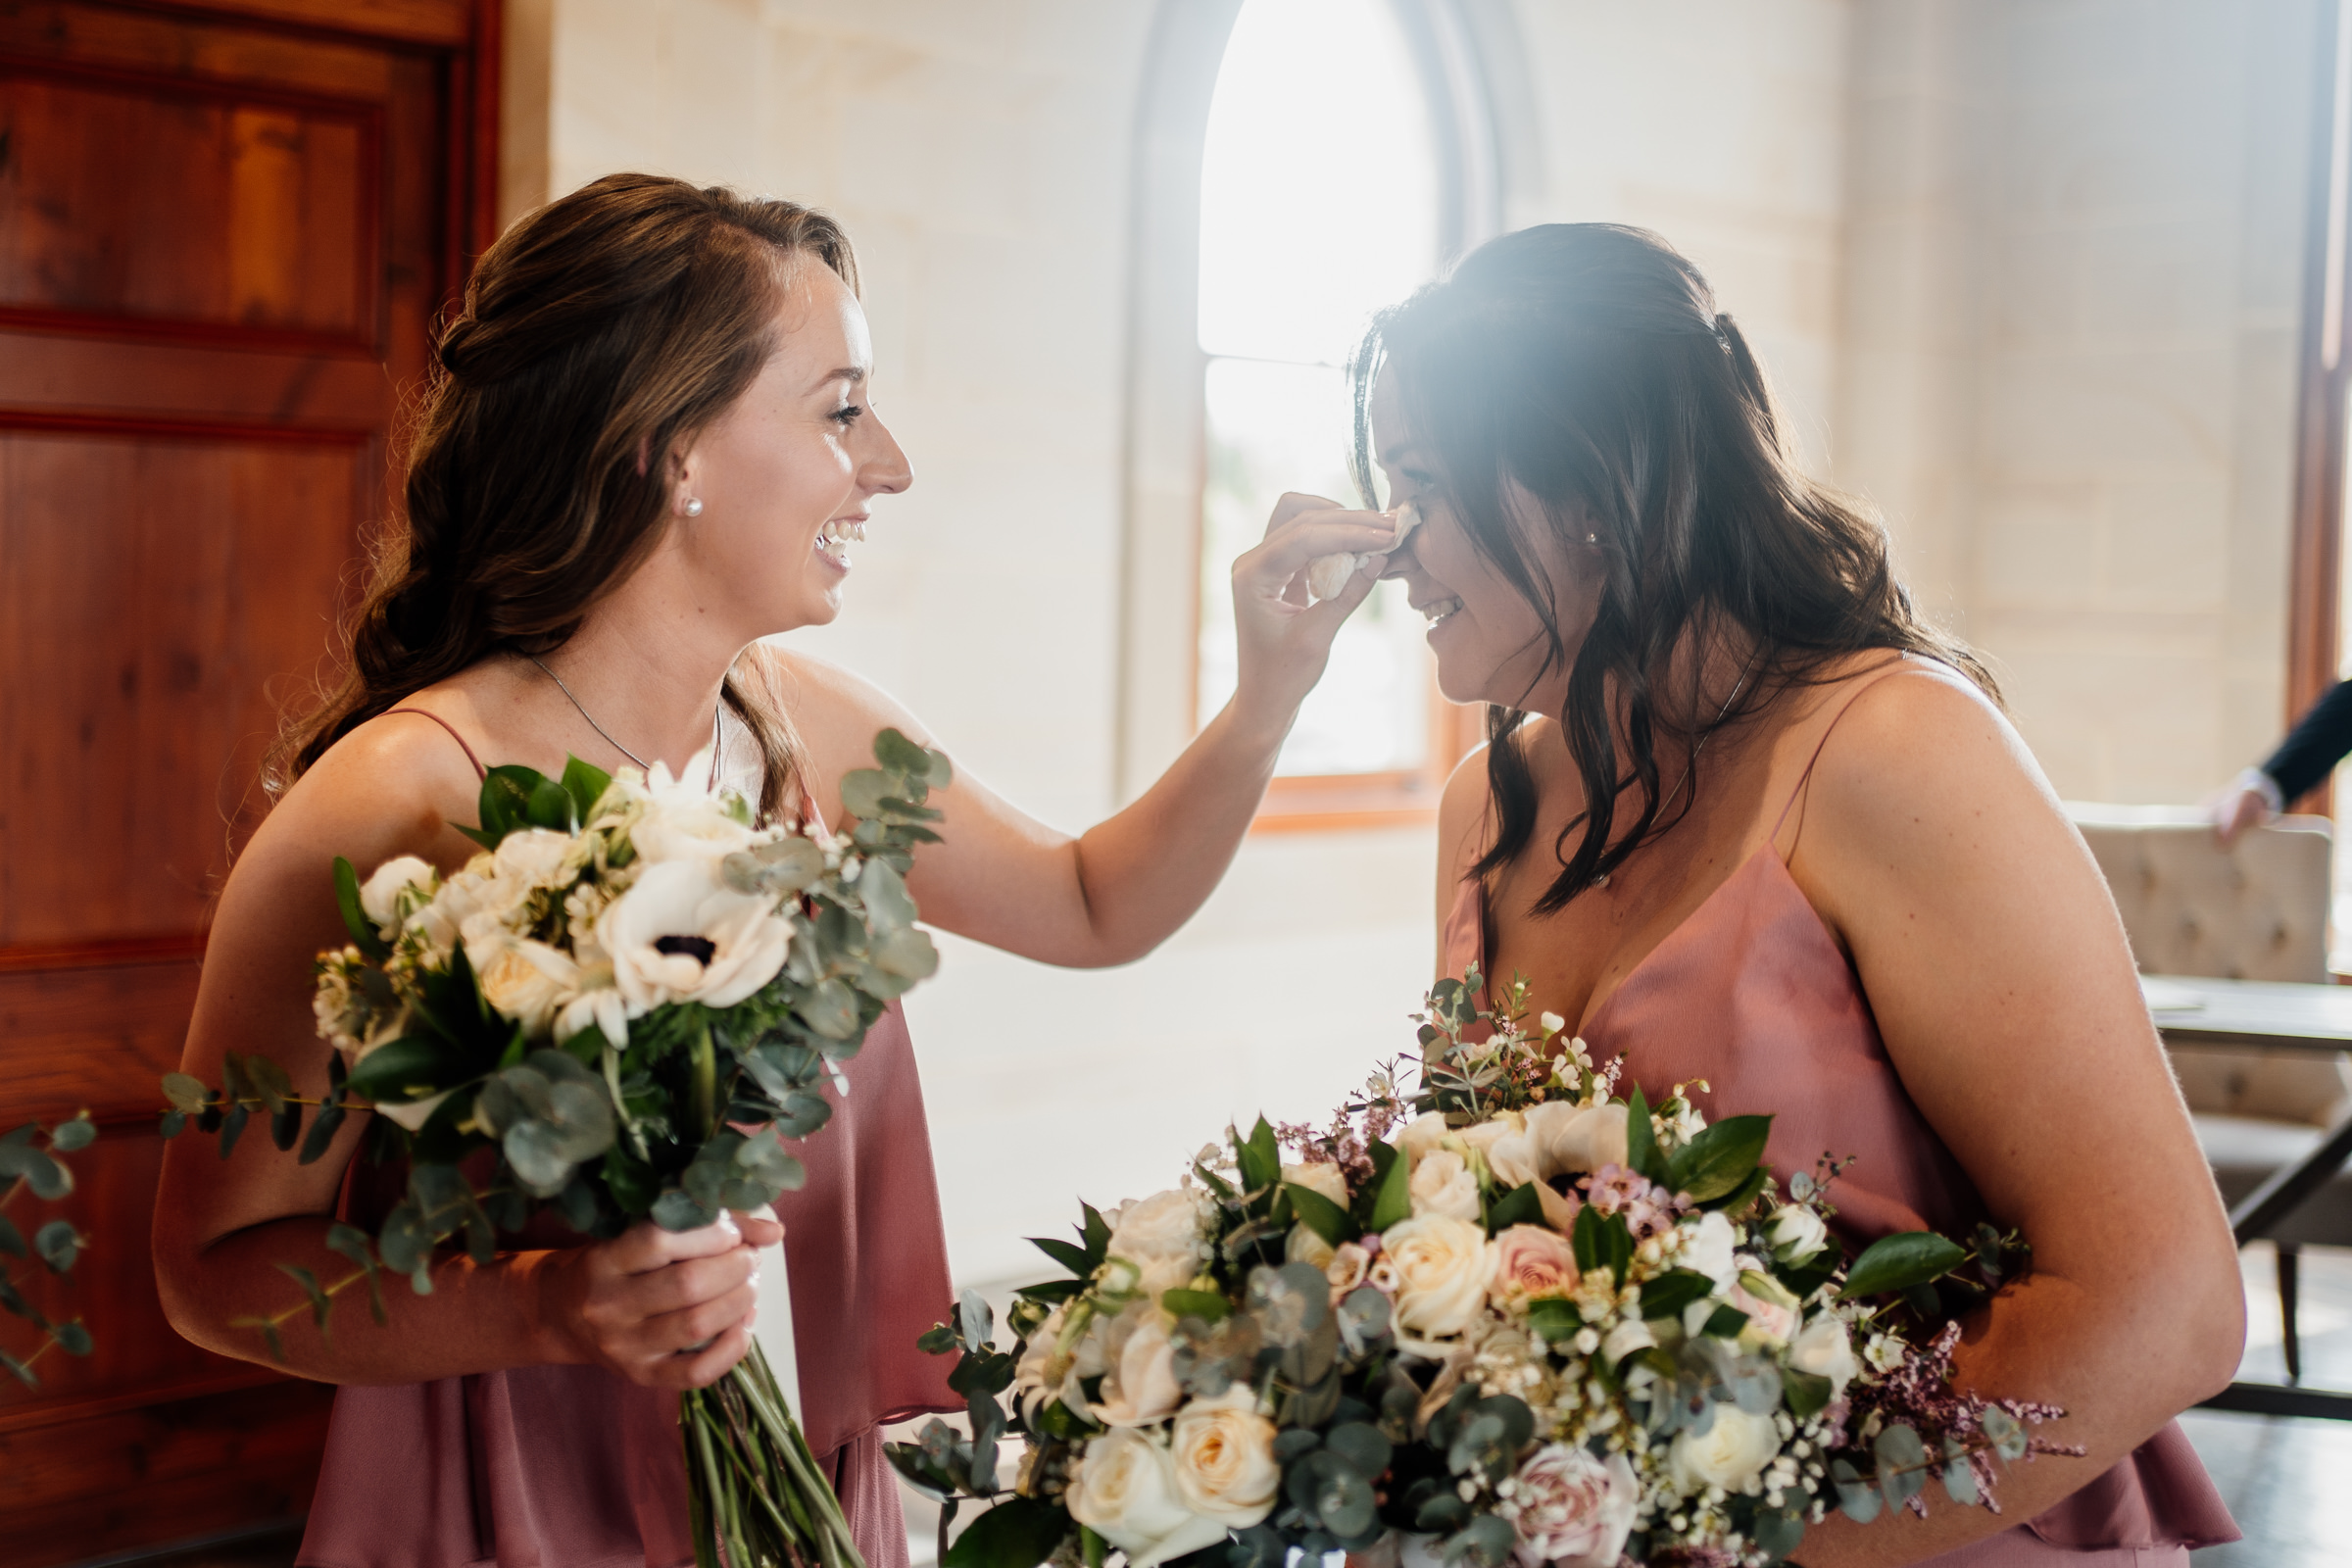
684;498;704;516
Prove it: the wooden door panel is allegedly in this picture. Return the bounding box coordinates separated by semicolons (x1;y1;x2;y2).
0;59;381;349
0;426;366;952
0;2;492;1557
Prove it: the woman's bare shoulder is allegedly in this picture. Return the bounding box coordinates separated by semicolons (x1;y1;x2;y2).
238;710;488;890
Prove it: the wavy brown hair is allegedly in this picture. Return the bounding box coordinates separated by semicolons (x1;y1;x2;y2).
1352;223;1993;914
271;172;857;821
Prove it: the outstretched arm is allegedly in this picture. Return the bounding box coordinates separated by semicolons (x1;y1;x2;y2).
783;496;1403;967
1779;670;2242;1565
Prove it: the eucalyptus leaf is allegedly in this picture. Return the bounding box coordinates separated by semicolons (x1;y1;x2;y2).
33;1219;79;1272
48;1115;95;1152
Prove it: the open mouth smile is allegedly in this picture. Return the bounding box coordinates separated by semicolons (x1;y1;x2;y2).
1416;595;1464;628
815;517;866;568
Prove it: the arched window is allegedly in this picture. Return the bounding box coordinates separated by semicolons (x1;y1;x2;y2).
1114;0;1511;821
1194;0;1445;787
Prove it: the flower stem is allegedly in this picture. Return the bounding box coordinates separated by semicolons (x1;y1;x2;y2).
690;1019;718;1143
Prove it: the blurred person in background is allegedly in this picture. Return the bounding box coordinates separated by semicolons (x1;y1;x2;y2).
2210;679;2352;843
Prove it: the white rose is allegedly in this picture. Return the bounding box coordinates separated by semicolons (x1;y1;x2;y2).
1525;1101;1629;1175
1169;1386;1281;1527
630;798;759;865
492;826;579;889
1065;1428;1226;1568
1667;1402;1781;1493
1457;1112;1523;1158
1399;1110;1451;1165
358;856;435;935
1092;1305;1184;1427
1679;1210;1739;1289
1408;1150;1482;1222
473;938;583;1037
1107;1189;1211;1298
1766;1204;1830;1265
598;858;792;1013
1382;1214;1494;1340
1507;1445;1639;1568
1788;1316;1860;1395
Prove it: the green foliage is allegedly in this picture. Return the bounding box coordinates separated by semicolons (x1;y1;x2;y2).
1570;1203;1634;1288
1840;1231;1970;1300
1363;1141;1412;1233
332;857;391;959
1481;1181;1544;1234
941;1495;1068;1568
1666;1113;1773;1205
1;1114;94;1392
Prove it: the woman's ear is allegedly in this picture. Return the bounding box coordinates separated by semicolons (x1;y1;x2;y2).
663;438;704;515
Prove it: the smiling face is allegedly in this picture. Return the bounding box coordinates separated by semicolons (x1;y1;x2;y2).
666;261;910;637
1370;368;1602;712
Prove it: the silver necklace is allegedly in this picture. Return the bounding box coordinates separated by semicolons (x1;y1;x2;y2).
528;653;722;784
1591;659;1754;890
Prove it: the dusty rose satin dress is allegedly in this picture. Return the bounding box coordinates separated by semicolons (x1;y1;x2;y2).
1440;689;2239;1566
297;718;957;1568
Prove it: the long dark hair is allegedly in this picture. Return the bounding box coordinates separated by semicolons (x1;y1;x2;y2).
272;172;858;822
1352;222;1993;914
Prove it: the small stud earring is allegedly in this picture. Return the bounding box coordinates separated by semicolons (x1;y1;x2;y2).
684;498;704;516
1586;531;1598;545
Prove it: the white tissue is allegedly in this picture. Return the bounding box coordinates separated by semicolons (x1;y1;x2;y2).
1305;502;1419;603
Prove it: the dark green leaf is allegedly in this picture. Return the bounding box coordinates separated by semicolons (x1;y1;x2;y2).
48;1116;95;1153
942;1495;1071;1568
1666;1114;1773;1203
245;1055;294;1115
1625;1085;1668;1184
1781;1367;1833;1419
1524;1297;1581;1342
1285;1181;1354;1247
1079;1203;1111;1267
1365;1141;1413;1233
1840;1231;1970;1300
1831;1458;1881;1523
270;1102;302;1152
0;1215;21;1259
232;1313;285;1364
1028;1236;1093;1277
652;1190;717;1232
1702;1303;1750;1339
1570;1204;1633;1287
159;1108;187;1139
1876;1423;1928;1508
1482;1181;1544;1234
21;1148;71;1199
52;1320;92;1357
346;1037;472;1104
1751;1507;1806;1562
561;756;612;824
162;1072;211;1113
332;857;392;958
1;1349;33;1388
1639;1268;1717;1320
1235;1117;1280;1197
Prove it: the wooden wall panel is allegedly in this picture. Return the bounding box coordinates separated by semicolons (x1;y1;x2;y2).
0;428;366;953
0;1;494;1557
0;60;381;350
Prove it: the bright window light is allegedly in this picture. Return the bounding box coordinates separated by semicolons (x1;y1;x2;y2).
1195;0;1443;775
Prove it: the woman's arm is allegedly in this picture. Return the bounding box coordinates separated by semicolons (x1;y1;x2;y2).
1781;670;2243;1565
153;717;773;1388
781;497;1401;967
1434;742;1492;976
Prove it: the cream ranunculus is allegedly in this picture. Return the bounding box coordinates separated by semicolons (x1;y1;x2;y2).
1667;1402;1782;1493
1525;1101;1629;1176
1169;1386;1281;1528
1408;1149;1482;1222
1788;1315;1861;1395
473;938;584;1037
1064;1428;1226;1568
1092;1304;1184;1427
1382;1214;1494;1341
358;856;436;936
1765;1203;1830;1265
1106;1189;1212;1298
492;826;581;890
1506;1445;1639;1568
629;794;760;865
598;858;792;1014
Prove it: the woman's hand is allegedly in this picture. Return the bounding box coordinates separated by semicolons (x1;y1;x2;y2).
2208;768;2279;846
1229;492;1401;733
535;1212;777;1391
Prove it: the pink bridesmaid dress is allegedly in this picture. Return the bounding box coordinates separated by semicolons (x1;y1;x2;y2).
1440;678;2239;1566
296;712;958;1568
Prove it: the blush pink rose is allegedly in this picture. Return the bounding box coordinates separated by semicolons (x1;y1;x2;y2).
1488;1224;1579;1304
1507;1444;1637;1568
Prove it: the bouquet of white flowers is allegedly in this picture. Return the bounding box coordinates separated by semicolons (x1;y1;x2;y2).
894;969;2076;1568
161;728;955;1568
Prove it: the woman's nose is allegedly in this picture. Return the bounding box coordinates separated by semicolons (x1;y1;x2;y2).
861;414;912;496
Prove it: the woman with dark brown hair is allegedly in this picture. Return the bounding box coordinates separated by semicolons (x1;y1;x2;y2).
153;172;1403;1568
1370;224;2244;1566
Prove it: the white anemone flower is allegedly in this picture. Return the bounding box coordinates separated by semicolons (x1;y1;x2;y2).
598;858;791;1014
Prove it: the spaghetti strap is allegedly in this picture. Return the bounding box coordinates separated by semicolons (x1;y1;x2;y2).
1769;662;1918;838
383;707;488;781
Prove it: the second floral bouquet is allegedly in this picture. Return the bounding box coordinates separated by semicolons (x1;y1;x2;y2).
892;972;2077;1568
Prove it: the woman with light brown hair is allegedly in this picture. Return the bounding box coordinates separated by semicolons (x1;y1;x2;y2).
1371;223;2244;1566
154;172;1402;1568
